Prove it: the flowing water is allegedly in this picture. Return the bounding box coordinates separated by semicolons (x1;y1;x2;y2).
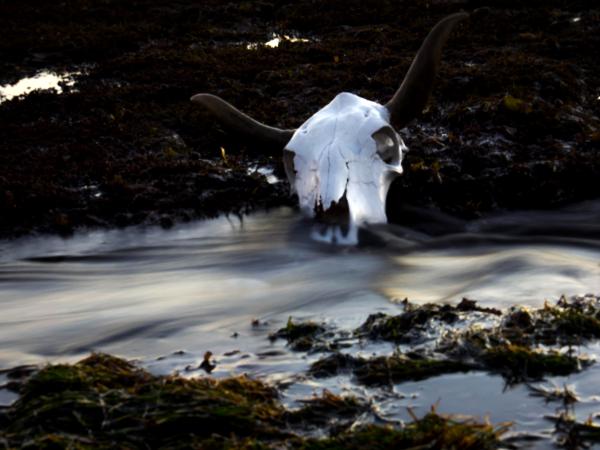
1;202;600;446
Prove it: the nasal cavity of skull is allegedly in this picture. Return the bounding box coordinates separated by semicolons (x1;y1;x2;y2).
372;127;399;165
313;194;350;233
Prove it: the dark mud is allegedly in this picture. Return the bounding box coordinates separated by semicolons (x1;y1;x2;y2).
1;1;599;237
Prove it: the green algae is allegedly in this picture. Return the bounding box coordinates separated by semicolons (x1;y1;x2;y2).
1;354;287;449
354;356;473;387
269;317;328;351
286;390;367;430
0;353;509;449
310;297;596;385
307;353;357;378
547;307;600;340
482;345;581;381
501;297;600;346
298;412;509;450
356;299;500;343
309;353;473;386
357;309;441;342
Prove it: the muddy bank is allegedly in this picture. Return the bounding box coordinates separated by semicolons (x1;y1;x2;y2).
0;0;599;237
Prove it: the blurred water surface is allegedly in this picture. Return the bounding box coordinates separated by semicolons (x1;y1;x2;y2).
0;203;599;366
1;203;600;447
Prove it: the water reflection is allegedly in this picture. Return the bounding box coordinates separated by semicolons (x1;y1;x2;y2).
246;34;311;50
0;70;79;103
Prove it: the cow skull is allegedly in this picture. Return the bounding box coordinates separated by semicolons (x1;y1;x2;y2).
192;13;467;243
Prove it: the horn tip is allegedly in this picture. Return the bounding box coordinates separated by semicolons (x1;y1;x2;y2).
190;93;207;103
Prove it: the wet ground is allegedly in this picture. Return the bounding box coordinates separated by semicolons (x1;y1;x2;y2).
1;0;599;237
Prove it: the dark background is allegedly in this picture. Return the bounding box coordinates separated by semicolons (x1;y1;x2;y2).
0;0;598;237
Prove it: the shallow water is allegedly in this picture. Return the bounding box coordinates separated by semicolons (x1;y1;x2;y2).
1;202;600;445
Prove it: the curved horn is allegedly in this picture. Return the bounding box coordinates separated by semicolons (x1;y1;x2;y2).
385;12;468;129
191;93;295;149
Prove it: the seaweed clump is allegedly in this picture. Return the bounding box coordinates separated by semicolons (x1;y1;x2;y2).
502;295;600;346
481;345;581;382
269;317;329;351
309;353;473;386
548;412;600;450
356;298;500;343
286;390;367;430
306;297;595;385
0;353;509;449
299;411;509;450
1;353;287;448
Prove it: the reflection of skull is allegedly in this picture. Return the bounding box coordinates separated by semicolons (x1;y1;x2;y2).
284;92;405;233
191;13;468;243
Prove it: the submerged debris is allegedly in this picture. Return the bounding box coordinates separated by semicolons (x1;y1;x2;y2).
199;350;217;373
529;383;579;405
547;412;600;450
286;390;368;430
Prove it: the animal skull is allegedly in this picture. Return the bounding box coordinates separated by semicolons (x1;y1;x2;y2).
284;92;404;239
192;13;467;242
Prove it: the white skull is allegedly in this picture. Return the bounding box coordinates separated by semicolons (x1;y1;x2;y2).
191;13;468;244
284;92;405;235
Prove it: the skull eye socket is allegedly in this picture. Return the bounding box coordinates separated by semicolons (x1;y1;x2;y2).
283;149;296;185
372;127;399;165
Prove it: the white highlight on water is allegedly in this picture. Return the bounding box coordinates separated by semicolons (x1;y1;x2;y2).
247;165;279;184
0;70;79;103
246;34;310;50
